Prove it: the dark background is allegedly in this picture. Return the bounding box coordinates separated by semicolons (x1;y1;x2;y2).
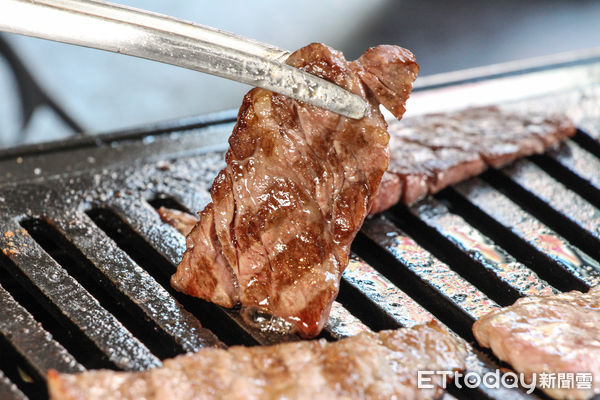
1;0;599;146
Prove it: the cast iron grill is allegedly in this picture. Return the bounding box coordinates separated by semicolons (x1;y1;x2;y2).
2;53;600;400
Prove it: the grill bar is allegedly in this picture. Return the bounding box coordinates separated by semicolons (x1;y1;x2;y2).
359;215;498;337
0;219;160;371
499;159;600;259
50;210;222;352
408;198;557;298
353;220;534;399
546;139;600;192
109;196;188;270
0;370;27;400
85;203;279;345
324;302;370;339
452;179;600;289
342;254;434;328
571;128;600;158
0;283;83;378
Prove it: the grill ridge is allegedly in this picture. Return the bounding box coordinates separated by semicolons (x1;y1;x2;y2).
412;197;557;297
0;256;87;374
455;179;600;286
352;229;484;341
0;336;42;400
85;206;257;347
530;154;600;210
20;218;184;360
438;187;593;292
483;166;600;262
336;276;401;332
385;203;534;305
0;247;122;371
571;129;600;160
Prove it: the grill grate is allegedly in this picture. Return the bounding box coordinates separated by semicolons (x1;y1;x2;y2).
0;369;27;400
1;57;600;399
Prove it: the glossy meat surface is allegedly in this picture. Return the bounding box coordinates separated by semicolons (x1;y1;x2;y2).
48;322;467;400
473;286;600;399
171;43;418;337
370;106;575;214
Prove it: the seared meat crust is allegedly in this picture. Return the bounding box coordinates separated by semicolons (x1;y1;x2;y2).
49;322;467;400
171;43;418;337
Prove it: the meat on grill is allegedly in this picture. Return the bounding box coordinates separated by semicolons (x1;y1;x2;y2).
171;43;418;338
48;321;467;400
369;107;576;214
157;207;197;237
473;286;600;400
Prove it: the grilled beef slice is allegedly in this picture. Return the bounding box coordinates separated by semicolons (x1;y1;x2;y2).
49;321;467;400
157;207;198;237
171;43;418;338
473;286;600;399
370;106;576;214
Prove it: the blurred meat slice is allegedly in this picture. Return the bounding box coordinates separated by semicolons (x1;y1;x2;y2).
48;321;468;400
171;43;418;338
473;286;600;399
369;107;576;214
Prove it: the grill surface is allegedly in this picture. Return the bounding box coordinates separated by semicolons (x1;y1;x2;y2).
1;53;600;399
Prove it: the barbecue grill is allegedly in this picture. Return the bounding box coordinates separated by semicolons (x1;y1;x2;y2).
2;49;600;400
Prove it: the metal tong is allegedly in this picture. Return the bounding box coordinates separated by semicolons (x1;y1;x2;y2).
0;0;368;119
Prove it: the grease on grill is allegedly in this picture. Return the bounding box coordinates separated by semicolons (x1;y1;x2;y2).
411;198;556;297
240;307;297;336
343;255;434;327
503;159;600;241
361;216;499;320
324;302;371;339
455;178;600;287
